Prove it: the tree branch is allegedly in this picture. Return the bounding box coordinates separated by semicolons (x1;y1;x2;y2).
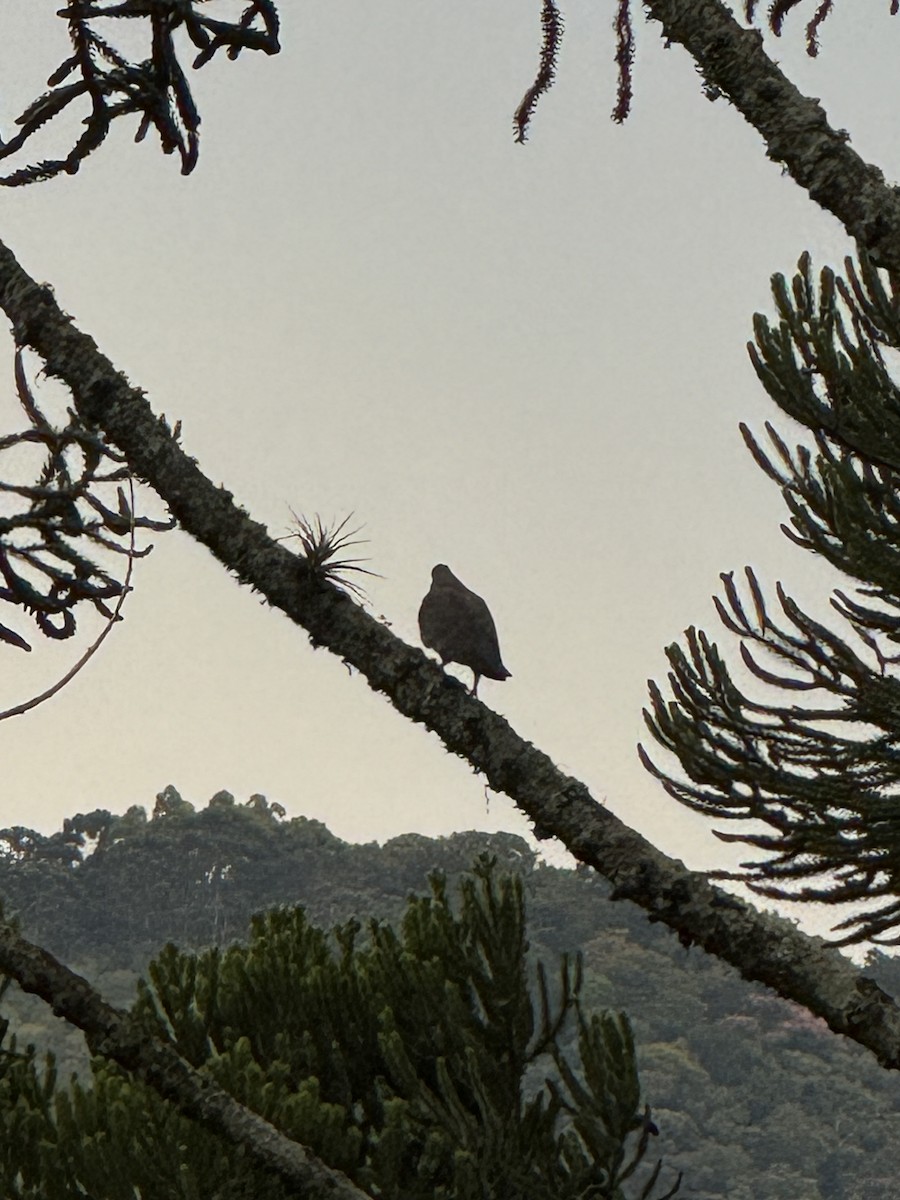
0;921;368;1199
1;239;899;1070
643;0;900;272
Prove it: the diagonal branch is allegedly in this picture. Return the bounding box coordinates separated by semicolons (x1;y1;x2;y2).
0;921;368;1199
1;240;900;1070
642;0;900;273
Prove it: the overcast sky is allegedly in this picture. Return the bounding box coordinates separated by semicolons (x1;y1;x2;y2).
0;3;895;927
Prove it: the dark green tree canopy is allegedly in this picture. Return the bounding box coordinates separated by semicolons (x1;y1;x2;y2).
0;857;680;1200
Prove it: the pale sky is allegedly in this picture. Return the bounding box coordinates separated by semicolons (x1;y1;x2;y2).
0;3;894;916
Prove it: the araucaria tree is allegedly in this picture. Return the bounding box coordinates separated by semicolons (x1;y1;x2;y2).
5;3;900;1184
0;860;679;1200
643;252;900;947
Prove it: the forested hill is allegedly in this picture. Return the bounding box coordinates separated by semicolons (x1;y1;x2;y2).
0;786;542;973
1;788;899;1199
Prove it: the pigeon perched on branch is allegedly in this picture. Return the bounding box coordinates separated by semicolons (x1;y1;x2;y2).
418;565;511;696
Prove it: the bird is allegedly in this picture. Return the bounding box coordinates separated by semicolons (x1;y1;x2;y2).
418;565;511;696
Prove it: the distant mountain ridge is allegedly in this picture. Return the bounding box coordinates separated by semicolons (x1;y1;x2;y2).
1;786;898;1199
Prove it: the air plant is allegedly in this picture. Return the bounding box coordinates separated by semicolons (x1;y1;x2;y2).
284;510;378;602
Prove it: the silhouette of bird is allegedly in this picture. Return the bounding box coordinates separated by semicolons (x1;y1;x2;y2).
418;565;511;696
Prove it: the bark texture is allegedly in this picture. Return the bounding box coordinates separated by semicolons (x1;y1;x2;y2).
644;0;900;271
1;241;899;1071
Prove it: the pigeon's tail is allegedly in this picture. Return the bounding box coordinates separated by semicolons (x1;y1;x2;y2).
483;664;511;682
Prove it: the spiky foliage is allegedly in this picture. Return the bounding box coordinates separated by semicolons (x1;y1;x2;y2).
0;347;171;652
514;0;564;143
0;858;679;1199
642;252;900;945
0;0;280;185
612;0;635;124
285;510;377;602
514;0;636;140
743;1;900;56
743;1;899;56
513;0;895;141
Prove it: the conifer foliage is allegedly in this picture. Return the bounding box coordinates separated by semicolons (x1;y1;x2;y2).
642;253;900;946
1;1;280;185
0;857;678;1199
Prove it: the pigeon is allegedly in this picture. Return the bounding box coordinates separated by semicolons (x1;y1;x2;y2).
418;564;511;696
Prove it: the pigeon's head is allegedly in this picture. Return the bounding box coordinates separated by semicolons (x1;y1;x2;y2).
432;564;454;585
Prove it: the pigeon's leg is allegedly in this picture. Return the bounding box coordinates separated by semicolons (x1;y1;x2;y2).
469;674;481;696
